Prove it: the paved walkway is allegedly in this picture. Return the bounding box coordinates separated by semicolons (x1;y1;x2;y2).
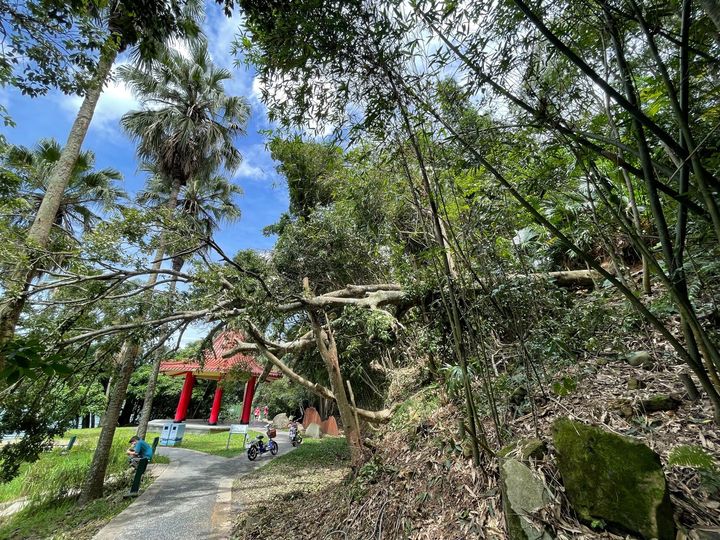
94;430;292;540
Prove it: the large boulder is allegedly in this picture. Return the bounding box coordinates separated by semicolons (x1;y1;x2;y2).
305;422;322;439
272;413;289;429
320;416;340;436
302;407;321;428
500;457;553;540
553;418;675;540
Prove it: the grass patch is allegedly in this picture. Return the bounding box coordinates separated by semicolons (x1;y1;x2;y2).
233;437;350;536
0;426;167;539
0;488;138;539
178;430;260;458
0;425;251;507
67;425;261;458
0;429;135;504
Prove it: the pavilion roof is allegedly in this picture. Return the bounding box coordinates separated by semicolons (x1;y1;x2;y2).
159;330;281;381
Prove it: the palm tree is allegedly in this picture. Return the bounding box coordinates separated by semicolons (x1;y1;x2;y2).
0;0;203;354
0;138;124;300
136;168;243;273
2;139;123;238
120;39;249;209
79;38;249;503
134;170;242;438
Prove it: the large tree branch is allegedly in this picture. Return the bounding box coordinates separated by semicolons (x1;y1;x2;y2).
244;321;394;423
275;284;405;313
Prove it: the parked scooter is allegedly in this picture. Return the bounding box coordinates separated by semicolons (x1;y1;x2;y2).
288;420;303;447
247;425;278;460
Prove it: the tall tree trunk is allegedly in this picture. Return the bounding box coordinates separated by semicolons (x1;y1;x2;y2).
80;178;182;501
0;49;117;359
78;340;138;504
135;186;184;440
304;279;363;465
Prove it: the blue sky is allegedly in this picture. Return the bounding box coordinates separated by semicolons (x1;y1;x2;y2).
0;4;288;256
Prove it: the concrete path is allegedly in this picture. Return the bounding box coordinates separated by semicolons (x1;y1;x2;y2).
94;431;292;540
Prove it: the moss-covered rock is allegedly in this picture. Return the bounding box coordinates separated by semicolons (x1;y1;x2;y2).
639;394;681;413
500;457;553;540
552;418;675;540
499;438;548;462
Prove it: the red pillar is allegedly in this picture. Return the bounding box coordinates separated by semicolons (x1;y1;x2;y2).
240;376;257;424
208;383;223;425
174;372;195;422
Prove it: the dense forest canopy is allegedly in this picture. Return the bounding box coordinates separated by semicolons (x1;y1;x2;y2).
0;1;719;529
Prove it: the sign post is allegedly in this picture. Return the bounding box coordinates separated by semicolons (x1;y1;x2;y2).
226;423;248;450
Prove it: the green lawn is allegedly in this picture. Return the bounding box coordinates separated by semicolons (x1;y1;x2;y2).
0;487;136;540
0;427;158;539
63;425;260;458
0;423;259;538
178;429;261;458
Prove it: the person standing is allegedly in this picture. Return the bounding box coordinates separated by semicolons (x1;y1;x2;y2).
254;406;260;422
263;405;269;420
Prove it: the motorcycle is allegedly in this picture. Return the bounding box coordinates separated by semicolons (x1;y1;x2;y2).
247;426;279;461
289;423;303;447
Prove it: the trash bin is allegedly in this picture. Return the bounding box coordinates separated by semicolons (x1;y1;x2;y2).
160;421;186;446
159;422;173;446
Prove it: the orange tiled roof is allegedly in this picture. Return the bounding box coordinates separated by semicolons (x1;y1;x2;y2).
159;330;280;380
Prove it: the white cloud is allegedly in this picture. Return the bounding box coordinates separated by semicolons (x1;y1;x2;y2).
234;143;276;182
58;62;138;134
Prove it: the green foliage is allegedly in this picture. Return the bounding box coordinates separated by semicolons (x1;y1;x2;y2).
552;376;577;397
668;445;716;471
0;431;131;504
349;455;398;501
267;136;340;220
388;386;440;434
0;491;133;540
0;335;72;384
254;377;311;418
668;445;720;498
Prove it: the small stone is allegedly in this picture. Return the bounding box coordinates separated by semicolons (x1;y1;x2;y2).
301;407;322;428
304;422;322;438
639;394;681;413
627;377;646;390
500;458;553;540
510;386;528;406
595;358;608;366
272;413;289;429
320;416;340;436
499;438;547;462
627;351;651;367
611;399;635;419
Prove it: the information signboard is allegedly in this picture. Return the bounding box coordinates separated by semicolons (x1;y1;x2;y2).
226;423;249;449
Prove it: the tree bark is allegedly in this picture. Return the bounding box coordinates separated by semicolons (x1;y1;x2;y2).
136;246;183;440
307;306;363;466
0;49;117;359
80;178;182;500
245;322;393;423
78;340;138;504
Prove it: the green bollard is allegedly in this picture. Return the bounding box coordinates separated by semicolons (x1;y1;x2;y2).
125;458;148;498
